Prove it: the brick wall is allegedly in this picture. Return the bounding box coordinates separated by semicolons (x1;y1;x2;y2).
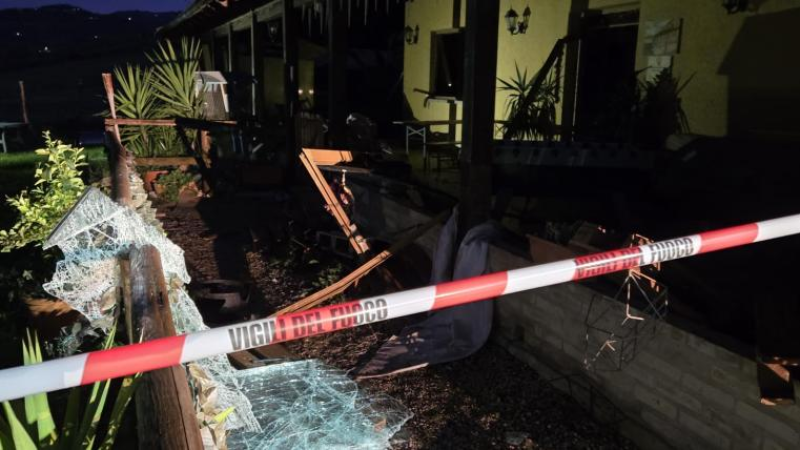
489;247;800;450
350;183;800;450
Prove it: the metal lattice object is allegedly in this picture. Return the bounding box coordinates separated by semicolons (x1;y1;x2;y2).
583;271;669;372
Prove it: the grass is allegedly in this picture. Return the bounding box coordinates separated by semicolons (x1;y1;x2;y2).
0;145;106;195
0;146;107;229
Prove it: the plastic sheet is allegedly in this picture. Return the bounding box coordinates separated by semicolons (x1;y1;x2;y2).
226;360;411;450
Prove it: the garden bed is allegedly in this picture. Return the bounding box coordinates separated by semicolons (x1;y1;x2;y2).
161;193;635;450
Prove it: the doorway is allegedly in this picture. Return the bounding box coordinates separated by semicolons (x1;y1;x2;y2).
574;10;639;142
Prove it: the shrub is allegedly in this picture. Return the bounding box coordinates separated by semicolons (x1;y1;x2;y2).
0;132;86;252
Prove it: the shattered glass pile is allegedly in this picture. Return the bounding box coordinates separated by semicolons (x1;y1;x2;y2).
42;185;411;449
227;360;410;449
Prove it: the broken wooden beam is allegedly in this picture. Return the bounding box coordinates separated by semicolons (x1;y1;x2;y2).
129;245;203;449
299;148;370;255
273;209;449;316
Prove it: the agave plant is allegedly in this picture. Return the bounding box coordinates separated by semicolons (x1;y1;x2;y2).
112;37;204;158
0;328;140;450
147;38;204;120
498;63;559;141
114;64;159;158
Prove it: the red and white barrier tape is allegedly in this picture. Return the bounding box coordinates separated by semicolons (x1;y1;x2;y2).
1;214;799;402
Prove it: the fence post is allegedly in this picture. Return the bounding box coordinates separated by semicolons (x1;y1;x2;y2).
129;245;203;449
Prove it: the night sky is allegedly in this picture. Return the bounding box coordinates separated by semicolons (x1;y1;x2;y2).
0;0;192;13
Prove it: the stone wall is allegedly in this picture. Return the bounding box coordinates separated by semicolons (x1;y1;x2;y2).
489;248;800;450
350;182;800;450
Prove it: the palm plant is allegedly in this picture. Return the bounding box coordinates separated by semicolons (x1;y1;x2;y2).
498;63;559;141
112;37;204;158
0;328;140;450
637;68;692;148
114;64;159;157
147;38;204;120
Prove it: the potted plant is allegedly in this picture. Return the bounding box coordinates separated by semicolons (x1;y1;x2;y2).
498;63;560;141
113;38;204;179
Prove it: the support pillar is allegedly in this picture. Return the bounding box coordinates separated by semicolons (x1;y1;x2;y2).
458;0;499;240
328;0;348;148
283;0;299;163
251;11;264;119
227;23;234;72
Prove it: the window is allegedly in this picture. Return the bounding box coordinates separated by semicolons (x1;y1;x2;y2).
430;29;464;99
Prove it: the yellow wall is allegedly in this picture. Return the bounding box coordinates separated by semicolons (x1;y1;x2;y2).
636;0;800;139
404;0;800;141
494;0;571;130
404;0;570;138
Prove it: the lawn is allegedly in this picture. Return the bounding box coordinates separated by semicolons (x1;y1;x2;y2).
0;145;105;192
0;145;106;226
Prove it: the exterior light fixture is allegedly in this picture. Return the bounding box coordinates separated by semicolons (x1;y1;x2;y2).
505;4;531;35
268;21;280;42
722;0;748;13
405;24;419;45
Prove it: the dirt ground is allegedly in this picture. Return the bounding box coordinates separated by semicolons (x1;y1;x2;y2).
162;194;635;450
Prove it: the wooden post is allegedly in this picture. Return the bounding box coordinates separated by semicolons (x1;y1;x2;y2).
18;81;29;125
251;11;264;119
458;0;499;238
327;0;348;147
102;73;131;206
227;23;235;72
560;2;584;142
283;0;299;168
447;0;461;142
129;245;203;450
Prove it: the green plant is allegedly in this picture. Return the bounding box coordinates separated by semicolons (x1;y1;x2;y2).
638;68;692;148
0;132;86;252
156;169;194;203
311;262;344;292
113;37;204;158
0;328;140;450
148;38;204;120
498;63;559;141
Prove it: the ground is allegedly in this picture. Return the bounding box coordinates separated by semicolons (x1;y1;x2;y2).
162;194;635;450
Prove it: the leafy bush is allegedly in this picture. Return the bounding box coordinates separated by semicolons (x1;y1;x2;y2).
0;132;86;252
156;169;195;203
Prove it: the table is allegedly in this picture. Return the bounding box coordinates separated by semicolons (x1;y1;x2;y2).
0;122;27;153
392;119;509;170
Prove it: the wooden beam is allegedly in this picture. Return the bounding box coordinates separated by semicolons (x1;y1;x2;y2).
283;0;299;164
299;148;369;254
101;73;121;142
251;10;265;119
129;246;203;450
227;22;234;72
102;73;131;207
327;0;348;147
273;210;449;316
18;81;29;125
458;0;499;238
135;157;198;167
104;118;237;128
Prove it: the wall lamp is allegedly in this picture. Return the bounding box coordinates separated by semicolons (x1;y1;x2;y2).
505;4;531;35
722;0;748;14
405;24;419;45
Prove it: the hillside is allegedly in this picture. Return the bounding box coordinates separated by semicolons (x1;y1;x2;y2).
0;5;178;132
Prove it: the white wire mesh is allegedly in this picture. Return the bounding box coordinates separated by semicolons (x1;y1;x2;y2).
43;183;410;447
43;185;259;433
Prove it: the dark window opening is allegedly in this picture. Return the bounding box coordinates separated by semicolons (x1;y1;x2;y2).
430;29;464;99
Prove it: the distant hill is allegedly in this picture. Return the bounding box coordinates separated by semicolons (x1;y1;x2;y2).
0;5;177;70
0;5;179;135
